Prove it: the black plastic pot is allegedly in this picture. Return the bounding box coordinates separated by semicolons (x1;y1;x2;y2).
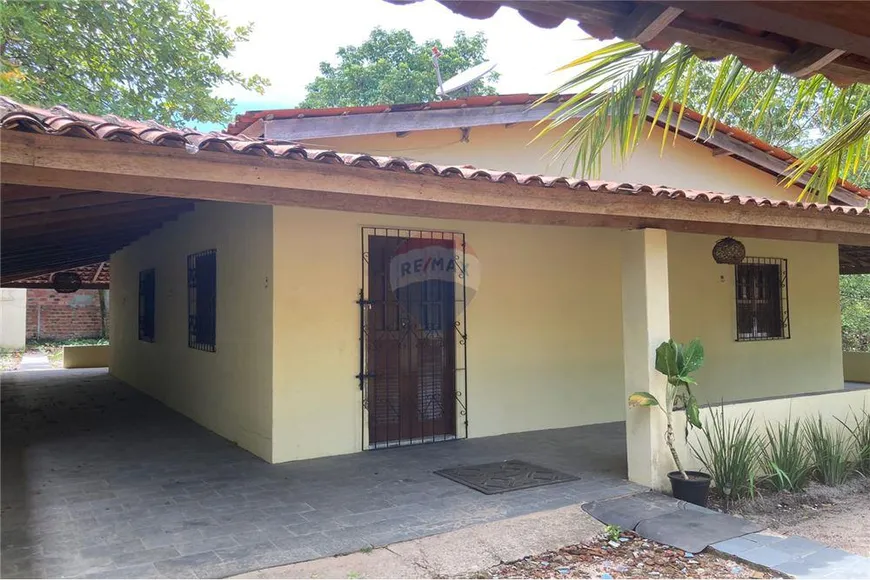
668;471;711;507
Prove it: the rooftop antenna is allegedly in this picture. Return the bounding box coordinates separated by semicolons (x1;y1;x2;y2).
432;46;446;98
431;47;496;100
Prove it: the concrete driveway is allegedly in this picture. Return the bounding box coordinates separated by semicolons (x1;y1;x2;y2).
1;369;640;579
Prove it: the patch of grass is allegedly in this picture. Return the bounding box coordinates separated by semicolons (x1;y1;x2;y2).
838;407;870;476
27;337;109;350
47;349;64;366
0;348;24;371
358;545;373;554
604;524;622;542
805;415;852;486
763;416;812;492
692;406;760;502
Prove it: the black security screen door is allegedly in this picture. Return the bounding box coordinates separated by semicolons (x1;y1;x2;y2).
359;228;468;448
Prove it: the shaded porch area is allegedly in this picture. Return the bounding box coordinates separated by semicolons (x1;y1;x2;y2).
1;369;641;579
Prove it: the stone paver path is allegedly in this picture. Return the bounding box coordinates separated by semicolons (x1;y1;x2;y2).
713;532;870;578
583;491;762;553
1;369;642;579
16;353;53;371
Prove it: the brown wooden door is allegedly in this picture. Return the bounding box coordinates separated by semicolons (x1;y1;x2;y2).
366;235;456;446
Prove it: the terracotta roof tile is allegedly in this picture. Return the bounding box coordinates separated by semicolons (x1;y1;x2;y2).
1;96;868;219
226;92;870;200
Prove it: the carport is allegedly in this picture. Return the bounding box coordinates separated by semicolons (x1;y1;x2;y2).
1;369;637;579
3;98;870;579
0;98;640;580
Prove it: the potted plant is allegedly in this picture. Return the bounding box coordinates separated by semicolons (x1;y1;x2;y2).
628;338;712;506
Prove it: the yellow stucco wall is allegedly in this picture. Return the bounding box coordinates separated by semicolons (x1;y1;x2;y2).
271;206;627;463
63;344;110;368
844;351;870;383
270;206;844;463
305;123;804;202
668;235;844;403
110;201;275;461
0;288;27;349
674;388;870;474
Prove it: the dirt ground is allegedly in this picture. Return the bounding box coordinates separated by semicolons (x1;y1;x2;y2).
725;478;870;557
0;350;23;371
474;531;777;579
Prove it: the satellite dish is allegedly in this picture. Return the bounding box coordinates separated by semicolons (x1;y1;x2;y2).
434;60;497;98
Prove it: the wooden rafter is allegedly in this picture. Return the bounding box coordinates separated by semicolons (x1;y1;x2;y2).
91;262;105;283
659;1;870;60
2;197;189;231
616;4;683;44
440;1;870;85
777;45;848;78
2;131;868;250
2;190;150;218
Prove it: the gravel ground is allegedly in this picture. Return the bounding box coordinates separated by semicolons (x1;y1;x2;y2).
725;478;870;557
0;350;23;371
471;531;778;579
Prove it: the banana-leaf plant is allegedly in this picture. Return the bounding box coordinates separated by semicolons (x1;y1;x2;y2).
628;338;704;479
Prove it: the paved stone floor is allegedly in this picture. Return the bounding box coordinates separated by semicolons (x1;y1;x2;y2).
1;369;641;579
713;533;870;578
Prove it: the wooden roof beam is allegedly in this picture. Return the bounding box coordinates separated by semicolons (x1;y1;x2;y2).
2;131;868;248
3;280;109;290
1;208;190;243
1;198;192;231
0;185;91;201
2;191;149;218
3;230;153;258
91;261;105;283
778;44;847;78
659;1;870;60
495;1;870;81
2;252;113;284
616;4;683;44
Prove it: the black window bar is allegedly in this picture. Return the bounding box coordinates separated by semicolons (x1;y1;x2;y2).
359;227;469;450
188;249;217;352
138;268;156;342
735;257;790;341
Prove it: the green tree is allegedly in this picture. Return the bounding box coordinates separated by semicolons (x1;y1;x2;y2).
0;0;268;126
841;274;870;352
300;27;498;108
538;42;870;200
672;63;870;188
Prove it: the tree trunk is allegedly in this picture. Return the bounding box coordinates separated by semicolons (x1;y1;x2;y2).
665;415;688;479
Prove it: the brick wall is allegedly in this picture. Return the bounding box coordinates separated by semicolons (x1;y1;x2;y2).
26;289;107;341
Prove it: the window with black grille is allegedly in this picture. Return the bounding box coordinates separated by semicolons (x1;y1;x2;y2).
735;257;789;341
138;269;156;342
188;249;216;352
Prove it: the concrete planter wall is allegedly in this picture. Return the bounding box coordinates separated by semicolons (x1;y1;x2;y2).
844;351;870;383
63;345;110;369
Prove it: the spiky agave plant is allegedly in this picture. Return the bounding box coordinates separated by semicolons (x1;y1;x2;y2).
691;406;760;502
534;41;870;201
628;338;704;479
838;406;870;475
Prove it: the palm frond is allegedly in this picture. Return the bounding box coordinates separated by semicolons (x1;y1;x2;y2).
537;41;870;200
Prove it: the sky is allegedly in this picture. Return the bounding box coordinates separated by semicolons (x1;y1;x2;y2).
205;0;605;129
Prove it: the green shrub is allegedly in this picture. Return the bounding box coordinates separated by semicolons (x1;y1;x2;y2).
804;415;852;486
763;416;812;492
837;407;870;476
691;406;759;501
